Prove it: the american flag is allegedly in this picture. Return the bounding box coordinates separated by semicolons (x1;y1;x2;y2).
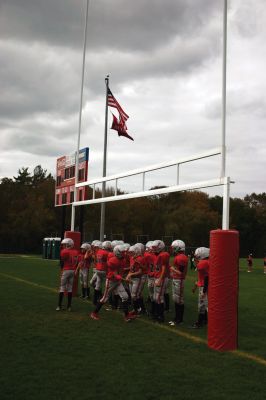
107;88;129;122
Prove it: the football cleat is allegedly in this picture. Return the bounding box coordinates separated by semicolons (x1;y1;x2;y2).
90;312;100;320
168;321;176;326
67;307;72;312
56;306;62;311
124;314;137;322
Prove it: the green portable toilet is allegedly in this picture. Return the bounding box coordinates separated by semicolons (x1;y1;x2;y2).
42;238;49;259
52;237;61;259
46;238;53;259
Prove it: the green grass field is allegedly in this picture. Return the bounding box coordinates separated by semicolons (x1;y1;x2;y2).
0;255;265;400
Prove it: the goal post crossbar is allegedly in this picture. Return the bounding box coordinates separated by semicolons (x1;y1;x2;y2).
73;147;230;229
73;177;230;206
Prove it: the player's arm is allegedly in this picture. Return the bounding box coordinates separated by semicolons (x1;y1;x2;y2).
155;264;166;286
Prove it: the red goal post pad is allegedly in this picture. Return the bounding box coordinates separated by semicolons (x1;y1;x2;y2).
208;229;239;351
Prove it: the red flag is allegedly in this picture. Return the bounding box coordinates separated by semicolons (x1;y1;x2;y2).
111;113;134;141
108;87;134;141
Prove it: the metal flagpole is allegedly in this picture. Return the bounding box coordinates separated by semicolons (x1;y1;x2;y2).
221;0;230;230
100;75;109;241
71;0;90;231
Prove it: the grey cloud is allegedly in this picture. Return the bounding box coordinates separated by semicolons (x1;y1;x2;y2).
0;0;221;51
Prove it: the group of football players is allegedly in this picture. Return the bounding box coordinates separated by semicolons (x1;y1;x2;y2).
56;238;210;328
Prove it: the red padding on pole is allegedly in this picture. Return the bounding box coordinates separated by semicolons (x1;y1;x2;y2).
208;229;239;351
64;231;81;250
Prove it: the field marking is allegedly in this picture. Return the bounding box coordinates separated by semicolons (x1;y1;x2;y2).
1;271;266;368
0;272;58;294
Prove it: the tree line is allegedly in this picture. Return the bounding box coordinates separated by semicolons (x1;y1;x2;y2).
0;166;265;257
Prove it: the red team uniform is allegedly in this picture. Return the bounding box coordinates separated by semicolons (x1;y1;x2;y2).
56;246;79;311
170;253;188;325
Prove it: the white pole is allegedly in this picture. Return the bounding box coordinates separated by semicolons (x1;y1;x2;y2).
71;0;90;231
221;0;229;229
100;75;109;241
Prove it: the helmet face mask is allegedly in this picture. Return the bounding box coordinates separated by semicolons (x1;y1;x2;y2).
145;241;153;252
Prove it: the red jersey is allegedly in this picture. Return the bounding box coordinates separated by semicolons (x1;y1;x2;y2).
144;252;156;277
129;255;144;277
60;248;79;271
106;256;123;281
172;253;188;280
196;259;209;287
96;249;108;271
107;251;114;260
78;252;92;269
154;252;170;279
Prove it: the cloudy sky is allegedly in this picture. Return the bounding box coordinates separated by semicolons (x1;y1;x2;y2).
0;0;265;198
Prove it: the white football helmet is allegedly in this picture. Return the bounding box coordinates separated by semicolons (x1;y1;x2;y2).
128;245;141;257
194;247;210;260
102;241;112;251
113;244;124;259
80;242;91;251
123;243;130;251
116;240;124;245
171;240;185;253
61;238;74;248
135;243;145;255
94;240;102;249
152;240;165;253
111;240;119;249
145;241;153;251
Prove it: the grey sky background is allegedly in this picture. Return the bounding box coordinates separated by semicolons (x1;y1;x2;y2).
0;0;265;198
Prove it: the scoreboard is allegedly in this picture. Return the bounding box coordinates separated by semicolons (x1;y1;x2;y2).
55;147;89;206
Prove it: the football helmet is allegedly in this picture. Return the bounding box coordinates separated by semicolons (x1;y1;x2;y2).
80;242;91;251
145;241;153;251
61;238;74;248
111;240;119;249
113;245;124;259
102;241;112;251
135;243;145;255
171;240;185;254
194;247;210;260
152;240;165;253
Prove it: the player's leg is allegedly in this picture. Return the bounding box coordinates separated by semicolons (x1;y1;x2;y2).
66;270;74;311
115;284;136;322
56;270;68;310
192;287;206;328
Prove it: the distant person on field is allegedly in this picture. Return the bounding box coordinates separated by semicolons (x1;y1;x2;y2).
264;256;266;274
247;254;253;273
56;238;79;311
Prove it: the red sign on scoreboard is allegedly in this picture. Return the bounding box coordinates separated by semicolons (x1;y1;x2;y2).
55;147;89;206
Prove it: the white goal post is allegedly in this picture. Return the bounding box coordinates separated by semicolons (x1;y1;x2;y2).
73;147;230;230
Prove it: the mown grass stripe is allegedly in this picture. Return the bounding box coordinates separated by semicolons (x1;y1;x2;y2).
1;271;266;368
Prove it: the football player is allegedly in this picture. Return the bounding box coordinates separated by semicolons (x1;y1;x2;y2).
76;242;92;299
169;240;188;326
152;240;170;323
191;247;210;328
56;238;79;311
90;245;136;322
144;241;156;317
93;241;111;304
